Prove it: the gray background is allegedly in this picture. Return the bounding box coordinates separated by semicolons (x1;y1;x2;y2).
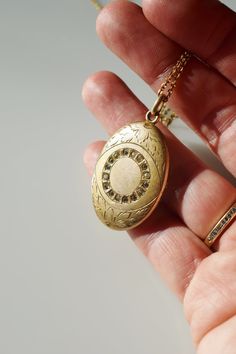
0;1;235;353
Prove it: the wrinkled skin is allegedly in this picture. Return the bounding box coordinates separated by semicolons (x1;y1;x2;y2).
82;1;236;352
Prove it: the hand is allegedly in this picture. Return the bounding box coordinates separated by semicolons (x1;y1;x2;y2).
82;1;236;352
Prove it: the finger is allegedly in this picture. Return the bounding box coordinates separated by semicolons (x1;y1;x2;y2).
83;140;105;176
184;250;236;345
83;139;210;299
96;1;236;176
142;0;236;85
82;70;236;250
198;314;236;354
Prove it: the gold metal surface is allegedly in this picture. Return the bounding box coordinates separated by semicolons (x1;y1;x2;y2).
151;94;167;116
145;94;167;124
204;202;236;247
90;0;103;10
92;121;169;230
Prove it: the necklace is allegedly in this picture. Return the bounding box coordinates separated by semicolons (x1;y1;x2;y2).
89;1;191;230
90;0;103;10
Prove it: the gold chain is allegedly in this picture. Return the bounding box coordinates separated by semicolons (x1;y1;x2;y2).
158;51;191;100
90;0;103;10
146;51;191;125
90;1;191;126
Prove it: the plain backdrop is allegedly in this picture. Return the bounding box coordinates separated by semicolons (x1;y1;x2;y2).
0;1;235;354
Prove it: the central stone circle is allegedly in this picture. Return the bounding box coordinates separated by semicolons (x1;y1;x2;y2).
110;157;141;195
102;147;151;203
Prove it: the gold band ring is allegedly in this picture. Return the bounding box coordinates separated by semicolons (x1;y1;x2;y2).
204;202;236;248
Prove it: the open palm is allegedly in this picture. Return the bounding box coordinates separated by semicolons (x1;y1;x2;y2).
83;1;236;352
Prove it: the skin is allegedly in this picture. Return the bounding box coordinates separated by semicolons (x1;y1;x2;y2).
82;1;236;352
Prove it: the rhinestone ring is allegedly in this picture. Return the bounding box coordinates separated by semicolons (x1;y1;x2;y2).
204;202;236;248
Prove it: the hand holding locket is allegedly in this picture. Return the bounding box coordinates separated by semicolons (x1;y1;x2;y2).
91;49;191;230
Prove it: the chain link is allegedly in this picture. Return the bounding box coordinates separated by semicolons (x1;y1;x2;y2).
90;0;103;10
146;51;191;125
157;51;191;100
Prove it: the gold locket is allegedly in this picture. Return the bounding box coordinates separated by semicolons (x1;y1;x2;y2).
92;119;169;230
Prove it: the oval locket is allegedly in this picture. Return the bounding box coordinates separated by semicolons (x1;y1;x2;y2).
91;121;169;230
